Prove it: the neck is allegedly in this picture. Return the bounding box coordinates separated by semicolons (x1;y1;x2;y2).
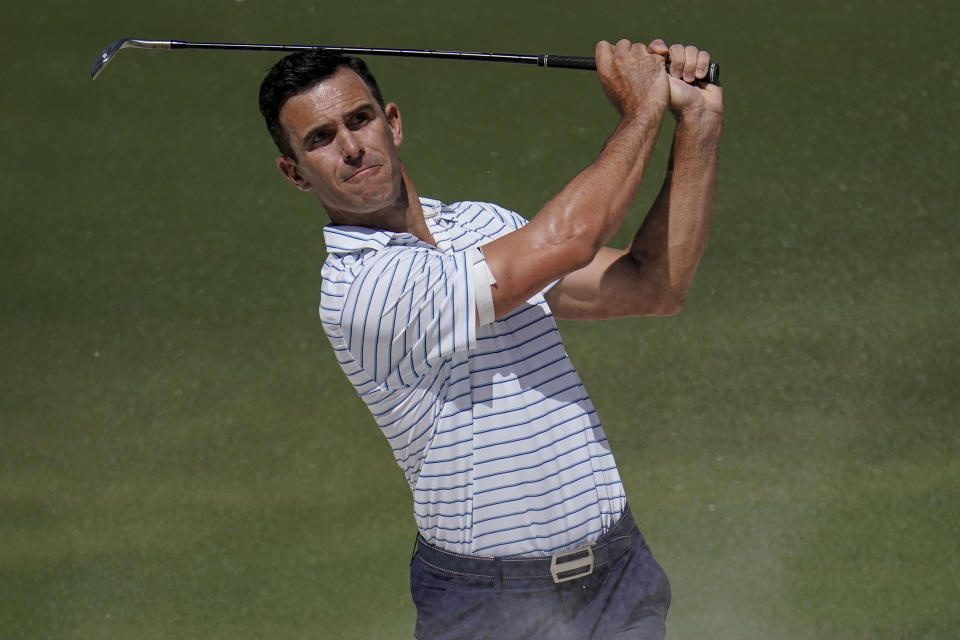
326;167;436;247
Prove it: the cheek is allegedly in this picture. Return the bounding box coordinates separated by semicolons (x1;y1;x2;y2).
304;157;339;185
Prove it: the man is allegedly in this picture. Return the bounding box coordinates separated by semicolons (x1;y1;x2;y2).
259;37;722;639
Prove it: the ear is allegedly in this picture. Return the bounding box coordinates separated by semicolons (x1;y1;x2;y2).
384;102;403;147
276;156;311;192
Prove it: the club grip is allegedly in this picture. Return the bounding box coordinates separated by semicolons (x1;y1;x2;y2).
541;55;597;70
543;55;720;84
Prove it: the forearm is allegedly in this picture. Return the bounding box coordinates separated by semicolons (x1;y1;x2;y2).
480;108;666;319
480;38;678;320
629;111;722;306
543;41;723;321
531;108;666;262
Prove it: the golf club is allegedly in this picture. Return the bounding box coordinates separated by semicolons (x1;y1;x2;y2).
90;38;720;83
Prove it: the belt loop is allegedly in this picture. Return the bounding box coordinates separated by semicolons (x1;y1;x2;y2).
410;535;421;565
493;557;503;592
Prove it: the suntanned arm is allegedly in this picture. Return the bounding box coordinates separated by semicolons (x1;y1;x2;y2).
479;39;671;319
545;42;724;320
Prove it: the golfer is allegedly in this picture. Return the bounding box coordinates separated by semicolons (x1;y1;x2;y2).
259;37;722;640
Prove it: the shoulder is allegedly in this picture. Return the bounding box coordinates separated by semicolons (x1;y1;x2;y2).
446;199;530;234
321;227;437;308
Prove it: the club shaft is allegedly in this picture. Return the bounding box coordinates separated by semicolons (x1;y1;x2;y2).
170;40;592;69
179;41;533;62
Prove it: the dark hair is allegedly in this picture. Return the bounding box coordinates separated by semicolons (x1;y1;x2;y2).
258;50;385;159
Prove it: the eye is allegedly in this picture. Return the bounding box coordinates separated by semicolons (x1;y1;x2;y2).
348;111;373;129
309;129;334;148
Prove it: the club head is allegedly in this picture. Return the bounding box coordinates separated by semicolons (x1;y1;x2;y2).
91;38;172;80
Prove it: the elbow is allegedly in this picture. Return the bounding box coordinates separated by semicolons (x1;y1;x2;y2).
627;259;690;317
570;240;603;273
610;287;686;318
655;293;686;317
534;197;613;274
639;279;689;317
551;219;605;273
641;288;686;317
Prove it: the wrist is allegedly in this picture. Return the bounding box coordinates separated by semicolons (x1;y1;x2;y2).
620;101;668;131
674;98;723;123
675;107;723;140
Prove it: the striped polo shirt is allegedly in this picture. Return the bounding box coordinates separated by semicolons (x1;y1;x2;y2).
320;197;627;558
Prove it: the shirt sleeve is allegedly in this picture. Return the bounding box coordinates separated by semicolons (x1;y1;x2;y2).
338;245;482;392
475;203;560;300
473;252;497;327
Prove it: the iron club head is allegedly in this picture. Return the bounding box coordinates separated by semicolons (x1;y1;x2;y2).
91;38;173;80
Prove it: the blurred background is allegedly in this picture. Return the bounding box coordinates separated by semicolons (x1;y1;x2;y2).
2;0;957;638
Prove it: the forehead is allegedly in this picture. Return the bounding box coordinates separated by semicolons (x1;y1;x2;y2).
279;68;378;133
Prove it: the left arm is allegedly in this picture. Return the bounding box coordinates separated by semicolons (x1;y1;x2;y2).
546;41;723;320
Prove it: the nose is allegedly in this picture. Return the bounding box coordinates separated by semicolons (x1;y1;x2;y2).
340;130;364;163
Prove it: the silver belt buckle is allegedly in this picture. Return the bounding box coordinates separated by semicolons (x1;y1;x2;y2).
550;545;595;583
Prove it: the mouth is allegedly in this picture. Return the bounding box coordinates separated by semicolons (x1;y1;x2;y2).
345;164;381;182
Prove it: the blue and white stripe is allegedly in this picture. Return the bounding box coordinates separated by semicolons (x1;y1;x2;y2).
320;198;626;557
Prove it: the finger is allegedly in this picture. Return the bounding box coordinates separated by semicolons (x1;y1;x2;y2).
610;38;628;65
695;49;711;79
669;43;685;77
647;38;668;56
595;40;616;74
682;45;699;82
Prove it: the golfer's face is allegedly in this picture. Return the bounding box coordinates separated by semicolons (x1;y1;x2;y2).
278;68;404;220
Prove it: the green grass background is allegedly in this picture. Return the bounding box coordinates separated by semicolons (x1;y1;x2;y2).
2;0;958;638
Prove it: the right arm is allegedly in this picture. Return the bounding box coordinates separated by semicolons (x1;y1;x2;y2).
479;39;670;319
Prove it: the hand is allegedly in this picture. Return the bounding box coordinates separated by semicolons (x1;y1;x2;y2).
647;39;723;119
595;39;670;120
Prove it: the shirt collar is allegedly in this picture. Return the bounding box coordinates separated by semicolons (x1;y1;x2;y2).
322;225;395;255
420;197;442;220
323;197;452;256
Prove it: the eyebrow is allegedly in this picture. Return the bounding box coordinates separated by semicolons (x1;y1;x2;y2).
298;102;376;151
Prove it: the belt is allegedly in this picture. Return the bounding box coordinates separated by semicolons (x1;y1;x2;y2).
412;505;637;584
